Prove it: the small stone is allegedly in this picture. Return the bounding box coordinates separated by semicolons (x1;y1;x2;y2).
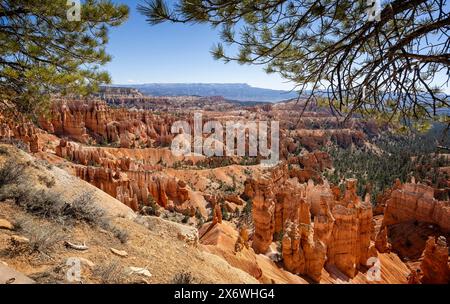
10;235;30;244
110;248;128;257
0;219;14;230
77;257;95;268
129;267;152;278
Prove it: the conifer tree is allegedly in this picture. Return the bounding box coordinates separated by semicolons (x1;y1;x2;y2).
0;0;129;116
139;0;449;129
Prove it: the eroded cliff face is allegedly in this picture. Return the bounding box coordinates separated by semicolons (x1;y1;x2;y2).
251;175;277;254
56;139;203;169
274;180;327;281
198;221;308;284
382;182;450;232
282;220;326;282
199;222;264;280
288;151;332;184
374;180;450;284
327;202;375;278
39;99;175;148
0;117;42;153
74;165;199;215
375;226;391;253
285;129;366;151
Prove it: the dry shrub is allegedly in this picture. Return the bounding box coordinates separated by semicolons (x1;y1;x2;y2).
1;184;107;227
28;225;64;256
7;220;64;257
111;227;129;244
0;159;26;186
0;158;127;244
172;271;195;284
18;189;66;221
0;146;8;155
0;139;28;152
37;174;56;188
62;191;105;225
94;260;128;284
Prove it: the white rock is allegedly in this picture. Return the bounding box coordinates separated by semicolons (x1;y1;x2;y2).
128;267;152;278
110;248;128;257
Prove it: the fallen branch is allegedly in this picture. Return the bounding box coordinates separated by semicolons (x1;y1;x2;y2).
64;241;89;251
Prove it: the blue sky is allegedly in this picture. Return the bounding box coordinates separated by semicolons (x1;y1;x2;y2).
105;0;449;93
105;0;294;90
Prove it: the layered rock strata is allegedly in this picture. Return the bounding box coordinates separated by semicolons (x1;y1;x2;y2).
382;182;450;232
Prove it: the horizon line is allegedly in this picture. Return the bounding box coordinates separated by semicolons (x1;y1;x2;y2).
108;82;294;91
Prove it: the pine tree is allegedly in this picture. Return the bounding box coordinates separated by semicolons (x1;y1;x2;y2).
0;0;129;116
139;0;449;129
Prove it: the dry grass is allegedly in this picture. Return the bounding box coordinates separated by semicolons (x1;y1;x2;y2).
0;139;28;152
27;225;64;256
0;178;105;226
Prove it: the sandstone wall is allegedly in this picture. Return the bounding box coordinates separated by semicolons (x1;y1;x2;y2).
39;100;175;148
74;165;194;214
0;118;42;153
382;182;450;232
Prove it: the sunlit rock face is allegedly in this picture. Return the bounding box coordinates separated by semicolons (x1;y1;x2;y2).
0;117;42;153
382;182;450;233
245;160;375;282
74;165;193;213
282;220;326;282
419;236;450;284
38;99;175;148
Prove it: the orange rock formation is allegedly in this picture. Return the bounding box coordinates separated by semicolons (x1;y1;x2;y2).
419;236;450;284
382;182;450;232
39;99;175;148
245;162;376;282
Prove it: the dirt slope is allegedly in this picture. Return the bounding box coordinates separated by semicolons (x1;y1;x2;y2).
0;144;258;284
